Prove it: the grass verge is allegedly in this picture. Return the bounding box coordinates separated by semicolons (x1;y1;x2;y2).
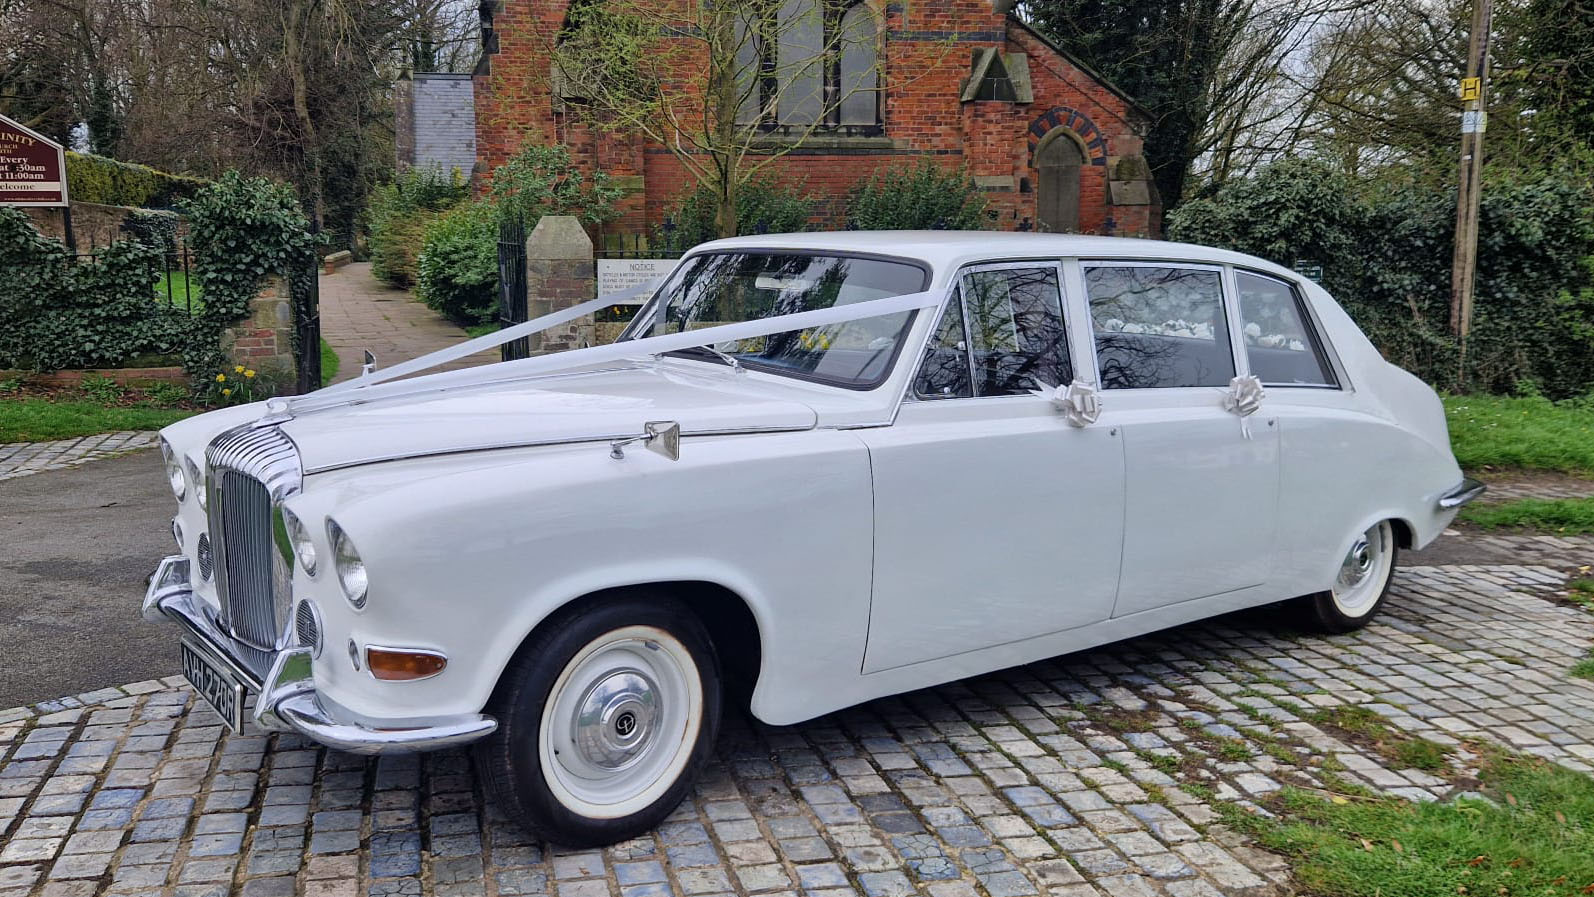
320;338;340;387
1444;395;1594;474
1458;497;1594;534
0;397;195;443
1222;752;1594;897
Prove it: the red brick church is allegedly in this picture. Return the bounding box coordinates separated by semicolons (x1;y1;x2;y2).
471;0;1161;237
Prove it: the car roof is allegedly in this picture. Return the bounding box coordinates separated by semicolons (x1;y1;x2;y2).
691;231;1302;284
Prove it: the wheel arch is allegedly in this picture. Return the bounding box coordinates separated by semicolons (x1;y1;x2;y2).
487;579;766;714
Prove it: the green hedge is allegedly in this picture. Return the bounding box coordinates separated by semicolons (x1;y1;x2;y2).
1168;159;1594;398
846;161;989;231
65;152;211;209
367;168;469;288
0;208;195;371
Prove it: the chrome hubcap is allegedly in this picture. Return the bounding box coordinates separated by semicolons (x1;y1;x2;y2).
573;670;659;770
1339;537;1373;588
538;626;704;818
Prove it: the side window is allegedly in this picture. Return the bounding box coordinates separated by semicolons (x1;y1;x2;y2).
914;267;1071;398
1086;265;1234;389
1236;272;1335;386
965;266;1071;396
915;290;973;398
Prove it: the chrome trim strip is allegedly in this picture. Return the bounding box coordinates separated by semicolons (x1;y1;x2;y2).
144;556;496;754
300;423;814;475
1438;476;1487;510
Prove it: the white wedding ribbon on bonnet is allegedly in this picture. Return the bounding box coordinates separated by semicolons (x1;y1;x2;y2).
1222;374;1266;439
285;281;944;416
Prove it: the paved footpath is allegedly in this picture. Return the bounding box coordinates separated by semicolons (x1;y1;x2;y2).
0;434;157;482
0;562;1591;897
318;263;498;386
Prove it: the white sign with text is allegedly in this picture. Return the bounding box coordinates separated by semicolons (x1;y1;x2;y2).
598;258;677;303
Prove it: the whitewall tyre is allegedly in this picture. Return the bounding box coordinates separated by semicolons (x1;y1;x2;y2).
475;593;722;846
1299;520;1399;633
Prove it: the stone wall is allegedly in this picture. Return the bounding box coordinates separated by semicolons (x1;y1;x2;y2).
221;276;296;387
525;216;596;354
396;72;477;179
22;201;182;251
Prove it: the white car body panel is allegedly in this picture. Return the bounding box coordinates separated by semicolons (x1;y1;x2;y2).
154;232;1467;732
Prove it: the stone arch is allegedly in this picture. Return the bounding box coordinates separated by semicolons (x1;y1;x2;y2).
1026;106;1109;167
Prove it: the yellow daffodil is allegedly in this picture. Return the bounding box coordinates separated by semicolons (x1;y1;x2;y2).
244;369;256;379
215;373;226;382
234;365;245;373
222;388;232;397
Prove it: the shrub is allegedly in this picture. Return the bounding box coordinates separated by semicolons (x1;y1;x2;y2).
846;161;989;231
367;168;469;288
411;146;622;326
183;171;319;385
417;201;500;326
65;152;210;208
0;208;194;371
1168;158;1594;397
488;145;622;229
658;175;817;251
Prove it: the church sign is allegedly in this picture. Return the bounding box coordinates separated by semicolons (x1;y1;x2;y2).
0;114;68;207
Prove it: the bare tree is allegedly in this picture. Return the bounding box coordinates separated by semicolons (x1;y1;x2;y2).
551;0;946;238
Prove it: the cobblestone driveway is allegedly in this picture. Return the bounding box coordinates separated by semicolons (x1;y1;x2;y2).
1;564;1591;897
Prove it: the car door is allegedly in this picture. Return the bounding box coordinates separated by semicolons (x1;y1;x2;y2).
859;262;1126;674
1077;261;1281;618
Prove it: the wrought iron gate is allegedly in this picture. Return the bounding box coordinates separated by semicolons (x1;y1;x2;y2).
497;217;529;361
294;253;322;393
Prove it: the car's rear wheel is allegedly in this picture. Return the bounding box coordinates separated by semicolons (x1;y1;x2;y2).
1299;520;1398;633
475;593;721;846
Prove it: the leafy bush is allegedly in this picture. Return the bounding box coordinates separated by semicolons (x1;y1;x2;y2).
658;175;817;251
367;168;469;287
417;201;500;326
0;208;194;371
65;152;210;208
1168;158;1594;397
488;145;622;229
846;161;989;231
183;171;319;384
412;146;622;326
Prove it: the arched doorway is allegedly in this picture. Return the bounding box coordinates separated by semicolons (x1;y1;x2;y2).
1035;129;1083;233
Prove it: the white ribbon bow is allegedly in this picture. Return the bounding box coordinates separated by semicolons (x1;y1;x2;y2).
1222;374;1265;439
1032;378;1102;428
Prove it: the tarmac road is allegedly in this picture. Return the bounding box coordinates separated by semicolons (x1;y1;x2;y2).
0;449;179;708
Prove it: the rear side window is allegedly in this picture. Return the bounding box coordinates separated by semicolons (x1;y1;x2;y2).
914;266;1071;398
1236;272;1336;386
1086;265;1234;389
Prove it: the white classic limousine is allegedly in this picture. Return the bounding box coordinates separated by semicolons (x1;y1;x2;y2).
145;232;1481;844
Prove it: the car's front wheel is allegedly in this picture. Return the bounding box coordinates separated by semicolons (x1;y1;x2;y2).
1298;519;1399;632
476;593;722;846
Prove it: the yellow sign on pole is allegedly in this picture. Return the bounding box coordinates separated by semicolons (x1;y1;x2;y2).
1460;77;1482;101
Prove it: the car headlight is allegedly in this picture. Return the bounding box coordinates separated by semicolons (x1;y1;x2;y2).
185;457;206;510
327;519;367;608
160;438;185;502
281;508;317;576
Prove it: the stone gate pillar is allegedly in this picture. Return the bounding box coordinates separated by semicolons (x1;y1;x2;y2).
525;215;595;354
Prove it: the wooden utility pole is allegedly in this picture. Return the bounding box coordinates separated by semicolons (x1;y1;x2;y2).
1449;0;1493;384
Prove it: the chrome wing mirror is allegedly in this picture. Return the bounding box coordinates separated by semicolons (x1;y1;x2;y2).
361;350;378;377
610;421;681;461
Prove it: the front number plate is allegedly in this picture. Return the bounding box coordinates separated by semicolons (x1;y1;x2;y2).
181;640;246;733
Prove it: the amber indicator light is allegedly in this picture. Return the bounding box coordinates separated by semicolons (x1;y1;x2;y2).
366;647;447;681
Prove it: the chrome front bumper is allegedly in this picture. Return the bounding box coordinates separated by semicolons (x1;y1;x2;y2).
143;555;497;754
1438;476;1487;510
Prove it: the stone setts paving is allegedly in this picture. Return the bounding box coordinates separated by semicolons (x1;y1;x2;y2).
0;433;158;481
1;564;1591;897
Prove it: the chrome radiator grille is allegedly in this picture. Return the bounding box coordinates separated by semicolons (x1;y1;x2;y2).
206;424;302;653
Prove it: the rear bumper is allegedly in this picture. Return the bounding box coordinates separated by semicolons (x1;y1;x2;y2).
142;555;496;754
1438;476;1487;510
